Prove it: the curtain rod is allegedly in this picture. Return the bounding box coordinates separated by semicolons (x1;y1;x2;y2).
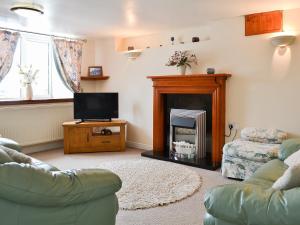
0;26;87;43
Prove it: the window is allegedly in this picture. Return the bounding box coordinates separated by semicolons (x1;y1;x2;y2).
0;33;72;100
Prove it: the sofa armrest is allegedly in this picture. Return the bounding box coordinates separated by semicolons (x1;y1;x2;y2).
0;138;22;152
204;182;300;225
0;163;121;207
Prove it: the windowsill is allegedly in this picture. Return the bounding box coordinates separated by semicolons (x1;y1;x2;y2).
0;98;73;106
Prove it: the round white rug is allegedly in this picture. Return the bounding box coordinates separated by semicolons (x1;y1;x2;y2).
98;159;202;210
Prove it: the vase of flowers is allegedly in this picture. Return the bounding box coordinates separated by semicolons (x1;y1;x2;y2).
18;65;39;100
166;51;197;75
25;83;33;100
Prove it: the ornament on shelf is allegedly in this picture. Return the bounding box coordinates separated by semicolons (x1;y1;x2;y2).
192;37;200;43
170;36;175;45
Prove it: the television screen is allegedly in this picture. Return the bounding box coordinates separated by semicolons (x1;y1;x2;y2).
74;93;118;120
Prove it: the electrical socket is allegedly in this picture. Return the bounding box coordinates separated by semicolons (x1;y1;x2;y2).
228;122;239;130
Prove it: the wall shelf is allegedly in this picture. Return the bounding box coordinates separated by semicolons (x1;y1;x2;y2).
81;76;110;81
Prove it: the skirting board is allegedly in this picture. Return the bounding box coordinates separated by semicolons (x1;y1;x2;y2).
126;141;152;151
22;140;64;154
22;140;152;154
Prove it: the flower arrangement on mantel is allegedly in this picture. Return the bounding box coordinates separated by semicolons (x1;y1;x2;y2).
165;51;197;75
18;65;39;100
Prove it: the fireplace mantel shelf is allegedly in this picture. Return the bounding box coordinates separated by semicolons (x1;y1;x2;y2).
147;74;232;80
143;73;231;170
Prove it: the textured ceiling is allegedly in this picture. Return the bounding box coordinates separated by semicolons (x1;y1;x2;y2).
0;0;300;38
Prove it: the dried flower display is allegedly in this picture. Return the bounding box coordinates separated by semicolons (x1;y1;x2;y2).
166;51;197;75
165;51;197;68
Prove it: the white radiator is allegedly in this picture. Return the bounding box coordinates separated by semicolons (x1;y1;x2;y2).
0;103;73;146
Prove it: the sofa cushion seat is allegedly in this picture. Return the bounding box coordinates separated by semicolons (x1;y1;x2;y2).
223;140;279;163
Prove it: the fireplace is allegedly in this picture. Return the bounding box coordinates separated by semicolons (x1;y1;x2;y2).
169;108;207;160
142;74;231;170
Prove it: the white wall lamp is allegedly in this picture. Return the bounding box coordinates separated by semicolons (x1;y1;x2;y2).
271;34;296;47
123;49;143;60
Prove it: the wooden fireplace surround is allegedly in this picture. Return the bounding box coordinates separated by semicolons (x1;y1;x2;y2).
148;74;231;166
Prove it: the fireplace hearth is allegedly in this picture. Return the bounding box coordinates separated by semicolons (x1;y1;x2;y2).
142;74;231;170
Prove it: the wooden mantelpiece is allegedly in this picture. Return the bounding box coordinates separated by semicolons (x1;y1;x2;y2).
146;74;231;168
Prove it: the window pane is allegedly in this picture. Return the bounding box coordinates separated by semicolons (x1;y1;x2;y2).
21;37;50;98
0;33;73;101
0;41;21;100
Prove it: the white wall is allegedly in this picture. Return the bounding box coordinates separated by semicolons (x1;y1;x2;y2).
93;8;300;149
81;39;97;92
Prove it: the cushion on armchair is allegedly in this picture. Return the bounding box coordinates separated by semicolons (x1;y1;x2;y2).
241;127;288;144
223;139;279;162
279;138;300;160
284;149;300;167
272;164;300;190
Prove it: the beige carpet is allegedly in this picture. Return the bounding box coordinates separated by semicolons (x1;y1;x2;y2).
31;148;236;225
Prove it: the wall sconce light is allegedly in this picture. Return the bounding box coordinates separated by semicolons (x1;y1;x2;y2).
271;34;296;47
123;49;143;60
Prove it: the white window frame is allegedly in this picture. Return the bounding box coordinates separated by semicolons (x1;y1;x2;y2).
0;33;72;103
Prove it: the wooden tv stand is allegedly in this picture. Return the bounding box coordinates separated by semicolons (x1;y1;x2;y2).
63;120;127;154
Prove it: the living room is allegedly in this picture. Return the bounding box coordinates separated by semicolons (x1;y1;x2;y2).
0;1;300;225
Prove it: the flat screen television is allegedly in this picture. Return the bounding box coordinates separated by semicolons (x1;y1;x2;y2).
74;93;118;121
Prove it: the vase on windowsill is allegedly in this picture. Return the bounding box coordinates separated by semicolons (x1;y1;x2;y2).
25;83;33;100
179;65;187;75
18;65;39;101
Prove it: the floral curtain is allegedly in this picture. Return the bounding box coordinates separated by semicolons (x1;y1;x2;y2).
52;38;83;93
0;30;20;83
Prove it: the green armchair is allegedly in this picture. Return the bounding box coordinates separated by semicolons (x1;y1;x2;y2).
204;139;300;225
0;138;122;225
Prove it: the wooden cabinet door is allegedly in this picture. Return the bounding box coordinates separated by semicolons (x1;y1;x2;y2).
68;127;91;151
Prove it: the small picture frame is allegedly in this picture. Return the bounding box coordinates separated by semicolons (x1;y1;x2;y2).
88;66;103;77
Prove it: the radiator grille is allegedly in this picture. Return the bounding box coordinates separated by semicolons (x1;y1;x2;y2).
0;103;73;146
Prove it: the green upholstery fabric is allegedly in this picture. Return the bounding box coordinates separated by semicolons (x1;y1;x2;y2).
1;145;31;163
205;214;236;225
0;141;122;225
279;138;300;160
0;147;13;164
204;159;300;225
0;137;22;152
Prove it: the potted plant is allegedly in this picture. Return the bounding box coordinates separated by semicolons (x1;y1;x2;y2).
166;51;197;75
18;65;39;100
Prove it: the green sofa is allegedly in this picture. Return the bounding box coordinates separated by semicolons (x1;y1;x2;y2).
0;138;122;225
204;139;300;225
